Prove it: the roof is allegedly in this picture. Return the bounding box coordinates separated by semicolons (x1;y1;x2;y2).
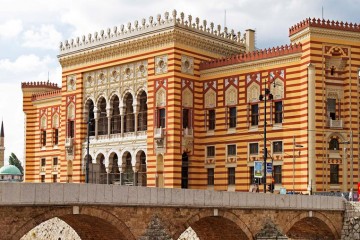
0;165;22;175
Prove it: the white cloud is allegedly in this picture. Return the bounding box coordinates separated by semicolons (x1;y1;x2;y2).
0;19;23;38
22;25;63;50
0;54;53;73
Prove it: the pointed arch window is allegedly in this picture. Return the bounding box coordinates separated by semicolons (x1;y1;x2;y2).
329;138;339;150
111;96;121;134
98;98;107;135
138;92;147;131
124;94;134;132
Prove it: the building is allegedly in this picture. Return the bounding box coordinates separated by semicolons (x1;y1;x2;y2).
0;121;4;167
22;11;360;193
0;165;23;182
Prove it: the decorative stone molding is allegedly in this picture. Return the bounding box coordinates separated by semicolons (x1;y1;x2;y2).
40;116;47;130
225;86;237;105
156;88;166;107
182;88;193;108
181;55;194;75
67;103;75;119
67;74;76;91
155;55;168;75
204;89;216;108
247;82;260;103
270;78;284;100
52;113;59;128
59;10;244;56
326;87;344;100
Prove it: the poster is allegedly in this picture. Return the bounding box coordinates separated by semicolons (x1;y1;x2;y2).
254;161;263;178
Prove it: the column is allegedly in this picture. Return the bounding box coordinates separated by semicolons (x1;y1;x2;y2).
107;107;112;137
94;107;99;139
120;107;124;137
134;108;138;135
307;63;316;194
133;166;137;186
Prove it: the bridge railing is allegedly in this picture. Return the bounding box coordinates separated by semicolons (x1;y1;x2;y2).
0;182;345;211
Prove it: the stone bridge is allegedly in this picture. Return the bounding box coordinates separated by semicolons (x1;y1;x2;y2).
0;183;345;240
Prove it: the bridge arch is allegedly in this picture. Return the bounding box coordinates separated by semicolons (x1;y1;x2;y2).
14;206;135;240
174;209;253;240
283;211;340;239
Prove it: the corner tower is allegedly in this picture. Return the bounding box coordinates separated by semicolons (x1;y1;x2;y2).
0;121;5;167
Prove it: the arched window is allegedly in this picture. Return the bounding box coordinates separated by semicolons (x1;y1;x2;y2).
124;94;134;132
138;152;147;186
111;96;121;134
122;152;134;185
329;138;339;150
86;100;95;136
98;98;107;135
138;92;147;131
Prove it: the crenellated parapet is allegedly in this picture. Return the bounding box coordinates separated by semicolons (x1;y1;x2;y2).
21;81;60;89
31;89;62;102
200;43;302;70
59;10;246;56
289;18;360;36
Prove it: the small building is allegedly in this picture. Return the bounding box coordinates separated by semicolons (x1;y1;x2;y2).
0;165;23;182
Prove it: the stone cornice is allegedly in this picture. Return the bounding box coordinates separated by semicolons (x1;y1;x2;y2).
59;10;245;57
200;53;302;78
59;29;244;71
290;26;360;44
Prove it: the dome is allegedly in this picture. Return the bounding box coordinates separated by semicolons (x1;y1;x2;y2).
0;165;22;175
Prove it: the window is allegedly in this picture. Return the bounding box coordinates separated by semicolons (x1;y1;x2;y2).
53;157;58;166
229;107;236;128
207;168;214;186
227;144;236;156
273;141;283;153
251;104;258;126
250;167;254;184
53;175;57;183
41;130;46;147
53;129;59;145
327;98;336;120
208;109;215;130
41;158;46;167
182;109;190;129
274;101;283;124
207;146;215;158
329;138;339;150
41;175;45;183
67;120;74;138
158;108;166;128
330;164;339;184
228;167;235;185
274;165;282;184
249;143;258;155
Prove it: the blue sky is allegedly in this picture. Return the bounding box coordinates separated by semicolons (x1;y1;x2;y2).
0;0;358;164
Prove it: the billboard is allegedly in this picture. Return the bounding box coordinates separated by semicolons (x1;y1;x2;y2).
254;161;263;178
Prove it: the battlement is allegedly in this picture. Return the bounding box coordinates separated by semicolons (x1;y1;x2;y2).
289;18;360;36
200;43;302;70
21;81;60;89
59;10;246;56
32;89;61;102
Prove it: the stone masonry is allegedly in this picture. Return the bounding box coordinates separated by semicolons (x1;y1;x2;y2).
341;201;360;239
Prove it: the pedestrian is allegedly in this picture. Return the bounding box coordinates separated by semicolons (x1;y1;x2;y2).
349;188;353;201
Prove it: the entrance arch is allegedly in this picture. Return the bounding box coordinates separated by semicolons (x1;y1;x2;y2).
284;212;339;239
14;207;135;240
175;210;253;240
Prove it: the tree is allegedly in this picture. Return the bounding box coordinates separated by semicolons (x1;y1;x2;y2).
9;153;23;174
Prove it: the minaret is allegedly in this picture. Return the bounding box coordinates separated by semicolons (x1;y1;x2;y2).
0;121;4;167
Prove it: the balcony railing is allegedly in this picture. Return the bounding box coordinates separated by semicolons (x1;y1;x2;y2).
183;128;193;137
154;127;165;139
328;119;343;129
65;138;73;148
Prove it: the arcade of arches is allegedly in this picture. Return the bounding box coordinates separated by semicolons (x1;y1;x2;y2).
14;206;341;240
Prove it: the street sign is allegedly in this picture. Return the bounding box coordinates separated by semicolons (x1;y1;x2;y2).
266;162;272;174
254;161;263;178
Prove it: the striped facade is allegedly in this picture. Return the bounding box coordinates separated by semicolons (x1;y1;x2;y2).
22;13;360;193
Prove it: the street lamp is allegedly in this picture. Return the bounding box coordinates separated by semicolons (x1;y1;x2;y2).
259;81;274;193
292;136;303;193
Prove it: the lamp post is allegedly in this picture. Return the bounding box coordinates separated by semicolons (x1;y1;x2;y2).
292;136;303;193
259;82;273;193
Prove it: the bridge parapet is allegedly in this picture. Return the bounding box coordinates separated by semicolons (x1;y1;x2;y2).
0;183;345;211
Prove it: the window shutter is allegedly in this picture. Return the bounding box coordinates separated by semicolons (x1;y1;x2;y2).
225;107;228;128
204;110;207;130
246;104;249;127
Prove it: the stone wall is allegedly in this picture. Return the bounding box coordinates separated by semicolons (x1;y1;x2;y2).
341;202;360;239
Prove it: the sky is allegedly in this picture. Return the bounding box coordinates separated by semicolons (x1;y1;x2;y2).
0;0;358;165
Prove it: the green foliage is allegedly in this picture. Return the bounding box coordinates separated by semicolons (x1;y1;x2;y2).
8;153;23;174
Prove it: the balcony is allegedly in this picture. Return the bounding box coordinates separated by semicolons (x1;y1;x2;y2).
183;128;193;137
53;165;58;172
40;166;46;172
328;119;343;129
154;127;165;139
65;138;73;148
